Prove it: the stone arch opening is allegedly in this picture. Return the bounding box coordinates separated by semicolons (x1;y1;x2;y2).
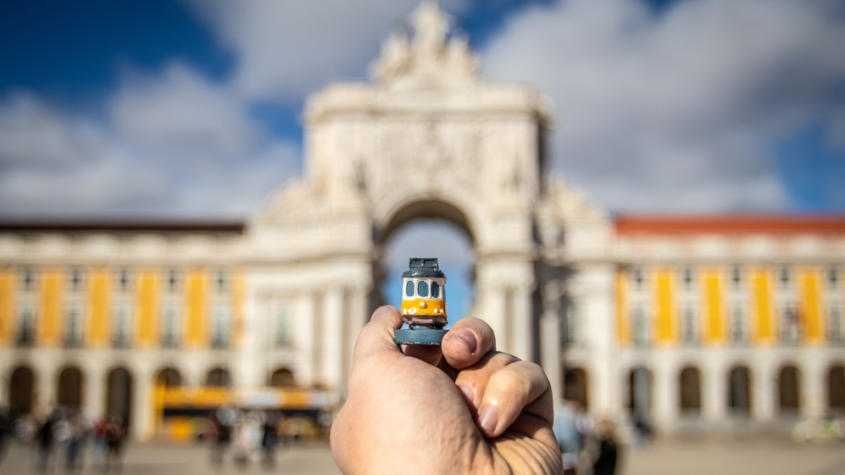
105;366;133;426
827;363;845;411
155;367;183;388
376;199;476;322
562;366;588;408
777;364;801;413
205;367;231;388
627;366;653;416
727;365;752;414
268;367;296;388
57;366;84;411
678;366;702;414
8;365;35;416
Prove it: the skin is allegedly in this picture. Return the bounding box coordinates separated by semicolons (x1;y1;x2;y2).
331;306;561;474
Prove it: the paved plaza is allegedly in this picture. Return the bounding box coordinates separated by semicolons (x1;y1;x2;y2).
2;435;844;475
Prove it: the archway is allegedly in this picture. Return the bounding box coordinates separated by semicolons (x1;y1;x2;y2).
268;368;296;388
777;364;801;413
827;364;845;411
57;366;84;411
8;365;35;416
205;367;231;387
105;367;133;426
155;367;183;388
727;365;752;414
627;366;653;416
377;200;476;326
563;367;588;408
678;366;701;414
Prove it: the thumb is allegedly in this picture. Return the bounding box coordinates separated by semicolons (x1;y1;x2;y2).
352;305;403;363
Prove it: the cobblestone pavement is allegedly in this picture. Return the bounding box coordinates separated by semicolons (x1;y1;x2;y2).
2;436;844;475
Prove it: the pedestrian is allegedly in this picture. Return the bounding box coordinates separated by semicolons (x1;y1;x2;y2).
35;409;59;473
260;412;279;468
104;416;126;472
64;412;87;471
592;417;620;475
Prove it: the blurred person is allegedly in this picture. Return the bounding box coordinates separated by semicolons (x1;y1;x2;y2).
0;406;10;465
232;413;258;467
91;417;109;468
553;400;581;474
330;306;561;473
104;416;126;472
35;409;60;473
260;412;279;468
64;412;87;471
591;417;620;475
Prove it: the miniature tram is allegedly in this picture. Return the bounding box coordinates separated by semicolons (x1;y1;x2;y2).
400;257;447;329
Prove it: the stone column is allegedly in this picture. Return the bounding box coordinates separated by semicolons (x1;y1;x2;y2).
802;354;824;420
322;287;345;391
512;285;534;361
236;288;262;389
344;287;369;392
653;356;676;431
296;291;316;385
132;366;154;440
540;306;562;401
752;356;775;422
481;286;507;351
84;358;106;421
703;359;726;422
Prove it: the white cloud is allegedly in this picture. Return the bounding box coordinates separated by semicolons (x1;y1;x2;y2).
482;0;845;211
0;63;300;217
186;0;468;102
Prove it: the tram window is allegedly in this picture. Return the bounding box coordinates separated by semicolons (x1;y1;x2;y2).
405;280;414;297
431;282;440;298
417;280;429;297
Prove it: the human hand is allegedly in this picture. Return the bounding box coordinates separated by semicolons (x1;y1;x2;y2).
330;306;561;474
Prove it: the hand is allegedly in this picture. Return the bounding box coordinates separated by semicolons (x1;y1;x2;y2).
331;306;561;474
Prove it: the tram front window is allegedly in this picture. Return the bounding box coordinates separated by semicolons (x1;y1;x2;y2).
405;280;414;297
417;280;429;297
431;282;440;299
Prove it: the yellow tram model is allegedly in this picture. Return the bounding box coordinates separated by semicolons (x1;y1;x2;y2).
400;258;447;329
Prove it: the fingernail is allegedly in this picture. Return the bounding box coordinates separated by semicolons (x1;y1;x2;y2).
478;406;498;434
450;328;477;354
458;384;475;405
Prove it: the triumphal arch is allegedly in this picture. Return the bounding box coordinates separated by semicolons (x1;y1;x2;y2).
244;2;615;405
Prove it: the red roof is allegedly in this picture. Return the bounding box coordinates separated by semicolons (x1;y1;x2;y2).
614;214;845;236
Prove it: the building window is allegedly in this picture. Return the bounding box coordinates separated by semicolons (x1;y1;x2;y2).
161;305;180;348
68;267;84;292
275;307;292;347
828;267;840;289
730;305;748;345
214;270;228;293
681;268;694;291
166;269;179;293
632;306;650;347
112;304;131;348
779;303;800;344
829;305;844;344
632;268;645;290
561;300;578;345
681;305;698;345
730;266;743;289
64;306;83;347
20;267;36;292
211;305;230;348
16;307;35;346
116;268;131;292
779;266;791;289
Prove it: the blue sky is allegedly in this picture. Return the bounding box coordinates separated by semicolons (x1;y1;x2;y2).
2;0;843;320
1;0;843;218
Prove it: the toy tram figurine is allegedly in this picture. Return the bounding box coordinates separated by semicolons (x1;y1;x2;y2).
394;258;449;345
